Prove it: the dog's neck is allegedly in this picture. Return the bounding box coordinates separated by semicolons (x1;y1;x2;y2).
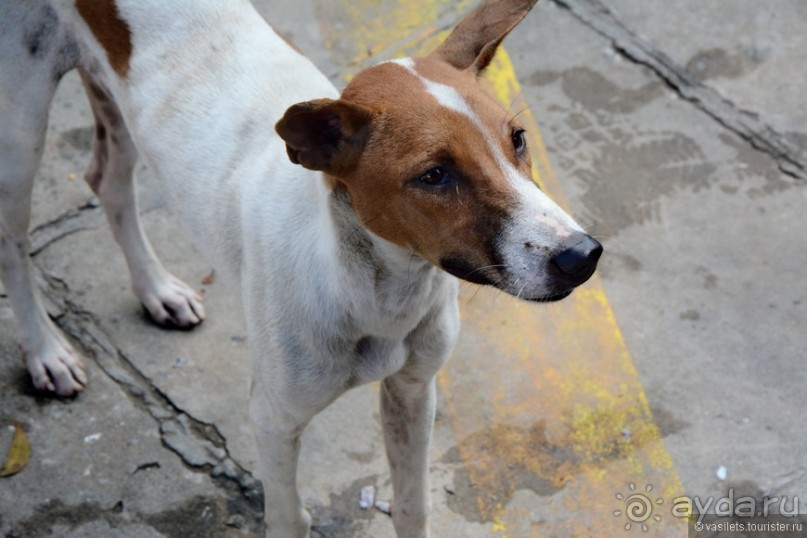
324;178;436;285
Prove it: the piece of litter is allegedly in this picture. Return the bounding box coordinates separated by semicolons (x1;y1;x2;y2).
68;173;78;181
716;465;728;481
621;429;633;439
202;270;216;286
84;433;102;444
200;505;213;521
225;514;246;529
374;500;392;515
359;485;375;509
1;422;30;478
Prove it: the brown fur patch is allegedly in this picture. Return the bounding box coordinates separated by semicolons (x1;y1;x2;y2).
76;0;132;77
273;0;544;287
328;59;529;278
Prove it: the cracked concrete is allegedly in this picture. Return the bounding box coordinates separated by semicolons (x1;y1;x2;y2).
549;0;807;180
29;201;103;256
2;235;263;536
2;0;806;536
18;161;260;498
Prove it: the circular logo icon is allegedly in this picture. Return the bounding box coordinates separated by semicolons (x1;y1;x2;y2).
613;483;664;532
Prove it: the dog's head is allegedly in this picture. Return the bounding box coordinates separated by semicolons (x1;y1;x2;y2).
276;0;601;302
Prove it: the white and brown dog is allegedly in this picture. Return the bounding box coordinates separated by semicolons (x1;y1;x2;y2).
0;0;601;536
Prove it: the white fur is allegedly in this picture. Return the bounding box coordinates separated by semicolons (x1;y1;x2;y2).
1;2;459;537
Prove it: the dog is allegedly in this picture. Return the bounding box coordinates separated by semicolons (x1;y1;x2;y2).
0;0;602;536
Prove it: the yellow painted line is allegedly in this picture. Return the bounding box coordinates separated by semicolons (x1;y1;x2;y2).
314;1;686;536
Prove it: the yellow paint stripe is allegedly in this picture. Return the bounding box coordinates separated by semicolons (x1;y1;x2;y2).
314;1;686;536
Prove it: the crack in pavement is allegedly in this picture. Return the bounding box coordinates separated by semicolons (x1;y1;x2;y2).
549;0;807;180
6;495;252;538
29;195;165;258
18;163;266;529
30;200;104;256
33;267;263;512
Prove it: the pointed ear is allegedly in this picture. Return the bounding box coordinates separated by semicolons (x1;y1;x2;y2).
275;98;373;175
430;0;538;75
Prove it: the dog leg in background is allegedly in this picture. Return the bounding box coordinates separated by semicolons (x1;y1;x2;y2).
382;371;438;538
0;61;86;395
78;71;205;328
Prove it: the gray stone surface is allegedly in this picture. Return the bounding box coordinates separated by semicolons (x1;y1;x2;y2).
2;1;806;536
602;0;807;152
512;0;807;510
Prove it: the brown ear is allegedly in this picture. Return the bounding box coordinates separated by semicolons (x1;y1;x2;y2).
275;98;373;175
431;0;538;74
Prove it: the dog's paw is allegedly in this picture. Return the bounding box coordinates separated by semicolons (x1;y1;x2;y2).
25;334;87;397
136;272;206;329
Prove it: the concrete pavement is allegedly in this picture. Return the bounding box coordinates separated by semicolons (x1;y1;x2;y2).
2;1;805;536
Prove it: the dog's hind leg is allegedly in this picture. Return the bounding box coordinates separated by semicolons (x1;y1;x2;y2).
78;71;205;328
0;19;86;395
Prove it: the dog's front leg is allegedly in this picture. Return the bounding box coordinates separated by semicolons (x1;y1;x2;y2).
250;356;348;538
381;370;439;538
250;386;314;538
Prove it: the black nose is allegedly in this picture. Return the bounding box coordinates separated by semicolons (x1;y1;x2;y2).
550;235;603;284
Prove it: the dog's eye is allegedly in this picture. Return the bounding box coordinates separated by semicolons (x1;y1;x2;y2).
418;167;451;187
512;128;526;155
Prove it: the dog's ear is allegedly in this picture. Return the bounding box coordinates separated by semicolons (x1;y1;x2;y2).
430;0;538;75
275;98;372;175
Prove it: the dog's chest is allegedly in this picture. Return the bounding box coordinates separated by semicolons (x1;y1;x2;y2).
264;188;457;389
346;335;407;386
337;265;449;386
